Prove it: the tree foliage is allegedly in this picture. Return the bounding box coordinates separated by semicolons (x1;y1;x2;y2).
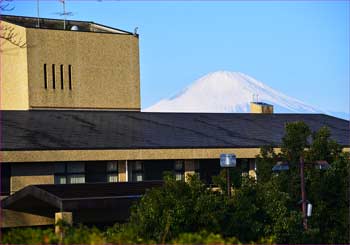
128;173;227;243
255;122;349;243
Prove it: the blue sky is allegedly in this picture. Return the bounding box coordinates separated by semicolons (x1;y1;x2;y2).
9;0;349;114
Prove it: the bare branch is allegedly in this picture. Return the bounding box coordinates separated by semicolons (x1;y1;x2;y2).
0;1;27;52
0;24;27;48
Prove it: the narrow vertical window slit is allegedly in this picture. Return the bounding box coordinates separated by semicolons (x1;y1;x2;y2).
43;64;47;89
68;65;72;90
60;64;64;90
52;64;56;89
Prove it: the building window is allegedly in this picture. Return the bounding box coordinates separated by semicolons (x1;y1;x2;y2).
1;163;11;196
239;159;250;175
60;64;64;90
68;64;72;90
43;64;47;89
174;160;184;181
52;64;56;89
54;162;85;184
195;160;200;179
131;161;143;182
107;162;118;182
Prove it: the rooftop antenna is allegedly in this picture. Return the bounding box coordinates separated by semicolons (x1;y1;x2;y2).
252;94;258;103
61;0;67;30
36;0;40;27
55;0;73;30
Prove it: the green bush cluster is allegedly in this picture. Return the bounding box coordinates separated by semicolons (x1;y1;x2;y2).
1;227;58;244
1;225;274;245
1;224;107;245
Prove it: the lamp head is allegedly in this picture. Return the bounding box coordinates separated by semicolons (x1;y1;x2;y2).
220;154;237;168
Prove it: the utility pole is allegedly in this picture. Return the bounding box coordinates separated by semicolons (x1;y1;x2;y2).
300;156;307;230
220;154;236;198
273;156;331;232
226;168;231;198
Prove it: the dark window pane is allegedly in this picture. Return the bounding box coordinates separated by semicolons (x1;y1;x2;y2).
86;162;107;183
1;163;11;195
44;64;47;89
54;163;65;173
67;162;85;173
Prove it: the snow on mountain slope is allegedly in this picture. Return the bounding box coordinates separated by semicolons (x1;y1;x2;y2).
144;71;323;114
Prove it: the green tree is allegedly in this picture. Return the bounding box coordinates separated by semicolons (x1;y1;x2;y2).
281;121;311;163
255;122;349;243
255;145;278;183
128;173;226;243
305;127;349;243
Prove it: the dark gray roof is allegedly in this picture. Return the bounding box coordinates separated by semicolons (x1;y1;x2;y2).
1;111;349;151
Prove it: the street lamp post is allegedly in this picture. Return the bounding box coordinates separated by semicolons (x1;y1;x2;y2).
272;157;330;231
300;156;307;230
220;154;237;198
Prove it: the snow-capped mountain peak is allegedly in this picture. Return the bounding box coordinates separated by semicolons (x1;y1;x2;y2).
144;71;322;114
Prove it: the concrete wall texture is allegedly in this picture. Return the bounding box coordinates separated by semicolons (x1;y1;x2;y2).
10;163;54;193
0;22;30;110
1;209;54;228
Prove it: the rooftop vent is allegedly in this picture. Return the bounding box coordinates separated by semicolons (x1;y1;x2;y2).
70;25;79;31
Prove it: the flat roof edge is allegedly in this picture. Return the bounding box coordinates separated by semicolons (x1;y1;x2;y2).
0;14;134;35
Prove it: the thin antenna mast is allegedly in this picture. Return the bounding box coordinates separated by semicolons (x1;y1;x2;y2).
252;94;257;102
36;0;40;27
62;0;66;30
56;0;73;30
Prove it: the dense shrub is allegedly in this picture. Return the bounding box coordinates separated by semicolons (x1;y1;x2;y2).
61;224;105;245
171;231;241;244
1;227;58;244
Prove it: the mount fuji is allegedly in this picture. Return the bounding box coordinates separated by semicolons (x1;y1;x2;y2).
144;71;325;114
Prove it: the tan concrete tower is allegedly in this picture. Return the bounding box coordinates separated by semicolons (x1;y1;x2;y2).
0;15;140;111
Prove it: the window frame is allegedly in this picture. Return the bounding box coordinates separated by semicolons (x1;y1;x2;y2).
106;162;119;183
54;162;86;184
132;161;144;182
174;160;185;181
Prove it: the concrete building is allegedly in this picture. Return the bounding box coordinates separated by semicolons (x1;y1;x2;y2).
0;15;349;228
0;15;140;111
